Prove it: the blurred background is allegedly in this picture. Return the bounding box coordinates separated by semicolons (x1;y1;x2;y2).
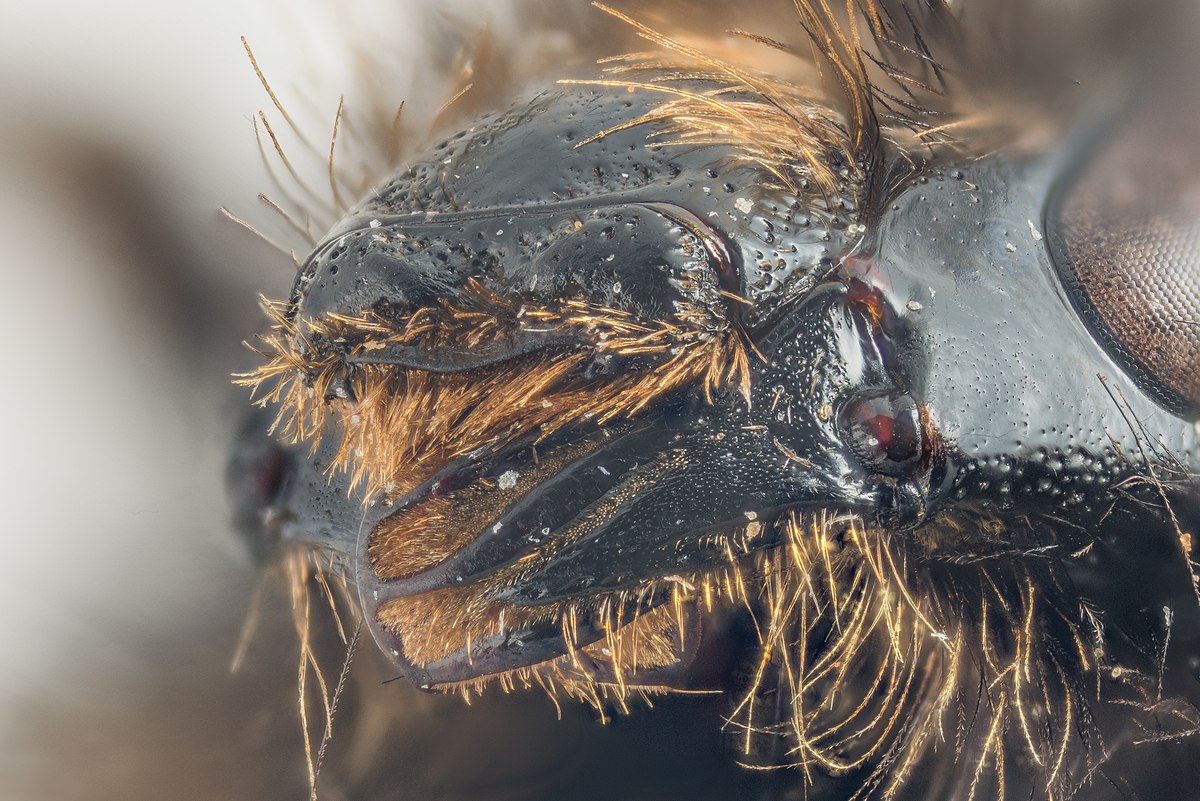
0;1;505;798
0;1;309;798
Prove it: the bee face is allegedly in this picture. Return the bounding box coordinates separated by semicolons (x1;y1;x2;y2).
231;0;1200;797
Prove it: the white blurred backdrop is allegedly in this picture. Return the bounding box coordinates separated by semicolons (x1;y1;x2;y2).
0;2;426;797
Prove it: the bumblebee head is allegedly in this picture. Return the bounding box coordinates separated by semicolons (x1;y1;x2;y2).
234;77;857;686
231;3;1200;796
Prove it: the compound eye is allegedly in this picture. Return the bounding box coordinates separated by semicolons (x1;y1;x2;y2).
1047;93;1200;417
840;392;922;476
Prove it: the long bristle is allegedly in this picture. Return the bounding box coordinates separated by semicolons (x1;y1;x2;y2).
564;3;862;199
237;284;747;503
355;504;1116;800
712;511;1111;800
274;545;360;799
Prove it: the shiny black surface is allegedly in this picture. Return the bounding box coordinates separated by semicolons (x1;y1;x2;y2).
253;84;1197;589
231;72;1200;801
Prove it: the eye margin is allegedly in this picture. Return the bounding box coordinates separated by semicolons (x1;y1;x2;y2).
1043;93;1200;420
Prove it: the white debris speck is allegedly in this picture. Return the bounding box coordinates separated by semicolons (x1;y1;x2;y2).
604;254;615;262
661;575;697;591
495;229;504;236
734;197;753;214
847;222;866;235
931;631;950;643
368;219;381;229
743;510;758;521
906;300;924;312
492;522;504;534
1028;219;1043;241
612;282;622;295
443;157;453;164
498;470;519;490
1005;242;1017;253
598;465;611;476
600;647;612;656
